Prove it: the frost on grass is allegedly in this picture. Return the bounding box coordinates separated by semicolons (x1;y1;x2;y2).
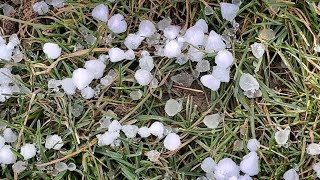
306;143;320;155
163;133;181;151
203;113;221;129
164;99;182;116
274;127;290;146
283;169;299;180
45;134;63;150
92;4;109;22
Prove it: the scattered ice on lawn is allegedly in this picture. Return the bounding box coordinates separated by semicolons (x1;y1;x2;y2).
220;2;239;21
212;66;230;82
71;103;84;117
201;157;216;173
215;50;233;68
247;138;260;152
184;26;205;46
135;69;153;86
251;42;265;59
108;120;122;133
195;19;208;33
283;169;299;180
13;161;27;174
171;72;194;87
67;162;76;171
20;143;37;160
0;136;5;149
109;48;134;62
150;78;159;88
204;5;214;15
200;75;221;91
138;127;151;138
157;18;172;31
275;127;290;146
149;121;164;138
238;174;252;180
107;14;127;34
45;134;63;150
92;4;109;22
196;60;210;72
124;33;145;49
43;43;62;59
188;46;205;62
259;29;275;40
314;163;320;178
33;1;49;15
81;86;95;99
163;133;181;151
146;150;160;162
45;0;65;8
72;68;94;90
163;25;181;40
121;125;139;138
130;90;143;100
138;20;156;38
203;113;221;129
214;158;240;179
239;73;260;98
2;4;14;16
205;31;226;53
139;55;154;71
306;143;320;155
240;151;259;176
0;145;17;164
3;128;17;143
84;59;106;79
55;162;68;172
60;78;76;95
175;54;189;65
164;39;182;58
165;99;182;116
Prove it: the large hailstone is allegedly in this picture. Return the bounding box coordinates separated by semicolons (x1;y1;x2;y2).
134;69;153;86
306;143;320;155
214;158;240;179
164;39;182;58
201;157;216;173
124;33;145;49
247;138;260;152
215;50;234;68
163;133;181;151
239;151;259;176
205;30;226;53
212;66;230;83
121;125;139;138
149;121;164;138
43;43;62;59
33;1;49;15
239;73;260;98
163;25;181;40
200;75;221;91
3;128;17;143
92;4;109;22
220;2;240;21
20;143;37;160
84;59;106;79
195;19;208;33
72;68;94;90
139;55;154;71
138;20;156;37
184;26;205;46
138;127;151;138
107;14;127;34
283;169;299;180
164;99;182;116
0;145;17;164
109;48;134;62
274;127;290;146
251;42;265;59
203;113;221;129
45;134;64;150
61;78;76;95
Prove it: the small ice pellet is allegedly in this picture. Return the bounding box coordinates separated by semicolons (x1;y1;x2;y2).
283;169;299;180
196;60;210;72
139;56;154;71
240;151;259;176
175;53;189;65
203;114;221;129
3;128;17;143
71;103;84;117
81;86;95;99
163;133;181;151
130;90;143;100
108;120;122;133
184;26;205;46
215;50;233;68
96;131;119;146
61;78;76;95
13;161;27;174
306;143;320;155
313;163;320;178
220;2;239;21
121;125;139;138
84;59;106;79
146;150;160;162
247;139;260;152
188;46;205;62
274;127;290;146
259;29;275;40
134;69;153;86
92;4;109;22
67;162;76;171
201;157;216;173
2;4;14;16
48;79;61;91
124;33;145;50
0;145;17;164
138;20;156;38
205;31;226;53
200;75;221;91
20;143;37;160
138;127;151;138
45;134;64;150
164;99;182;116
214;158;240;179
251;42;265;59
107;14;127;34
195;19;208;33
157;18;172;31
204;6;214;15
72;68;94;90
33;1;49;15
55;162;68;172
149;121;164;138
211;66;230;83
43;43;62;59
150;78;159;88
164;39;182;58
163;25;181;40
239;73;259;91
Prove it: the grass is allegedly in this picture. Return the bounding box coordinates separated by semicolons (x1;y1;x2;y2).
1;0;320;179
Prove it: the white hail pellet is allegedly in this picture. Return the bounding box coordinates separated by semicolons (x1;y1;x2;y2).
163;133;181;151
43;43;62;59
92;4;109;22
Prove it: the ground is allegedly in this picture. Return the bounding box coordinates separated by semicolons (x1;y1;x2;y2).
1;0;320;179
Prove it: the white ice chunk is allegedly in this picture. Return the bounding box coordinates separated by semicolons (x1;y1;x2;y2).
220;2;239;21
184;26;205;46
138;127;151;138
163;133;181;151
201;157;216;173
200;75;221;91
61;78;76;95
283;169;299;180
165;99;182;116
314;163;320;178
20;143;37;160
163;25;181;40
146;150;160;162
0;44;12;61
33;1;49;15
157;18;172;31
214;158;240;179
0;145;17;164
130;90;143;100
247;138;260;152
45;0;65;8
139;55;154;71
108;120;122;133
251;42;265;59
240;151;259;176
67;162;76;171
55;162;68;172
45;134;64;150
164;39;182;58
212;66;230;82
195;19;208;33
81;86;95;99
150;78;159;88
215;50;233;68
3;128;17;143
13;161;27;174
107;14;127;34
134;69;153;86
96;131;119;146
138;20;156;38
307;143;320;155
188;46;205;62
239;73;259;91
175;53;189;65
92;4;109;22
149;121;164;138
2;4;14;16
0;86;13;102
203;113;221;129
205;31;226;53
275;127;290;146
48;79;61;91
84;59;106;79
196;60;210;72
109;48;134;62
72;68;94;90
124;33;145;49
43;43;62;59
121;125;139;138
204;5;214;16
